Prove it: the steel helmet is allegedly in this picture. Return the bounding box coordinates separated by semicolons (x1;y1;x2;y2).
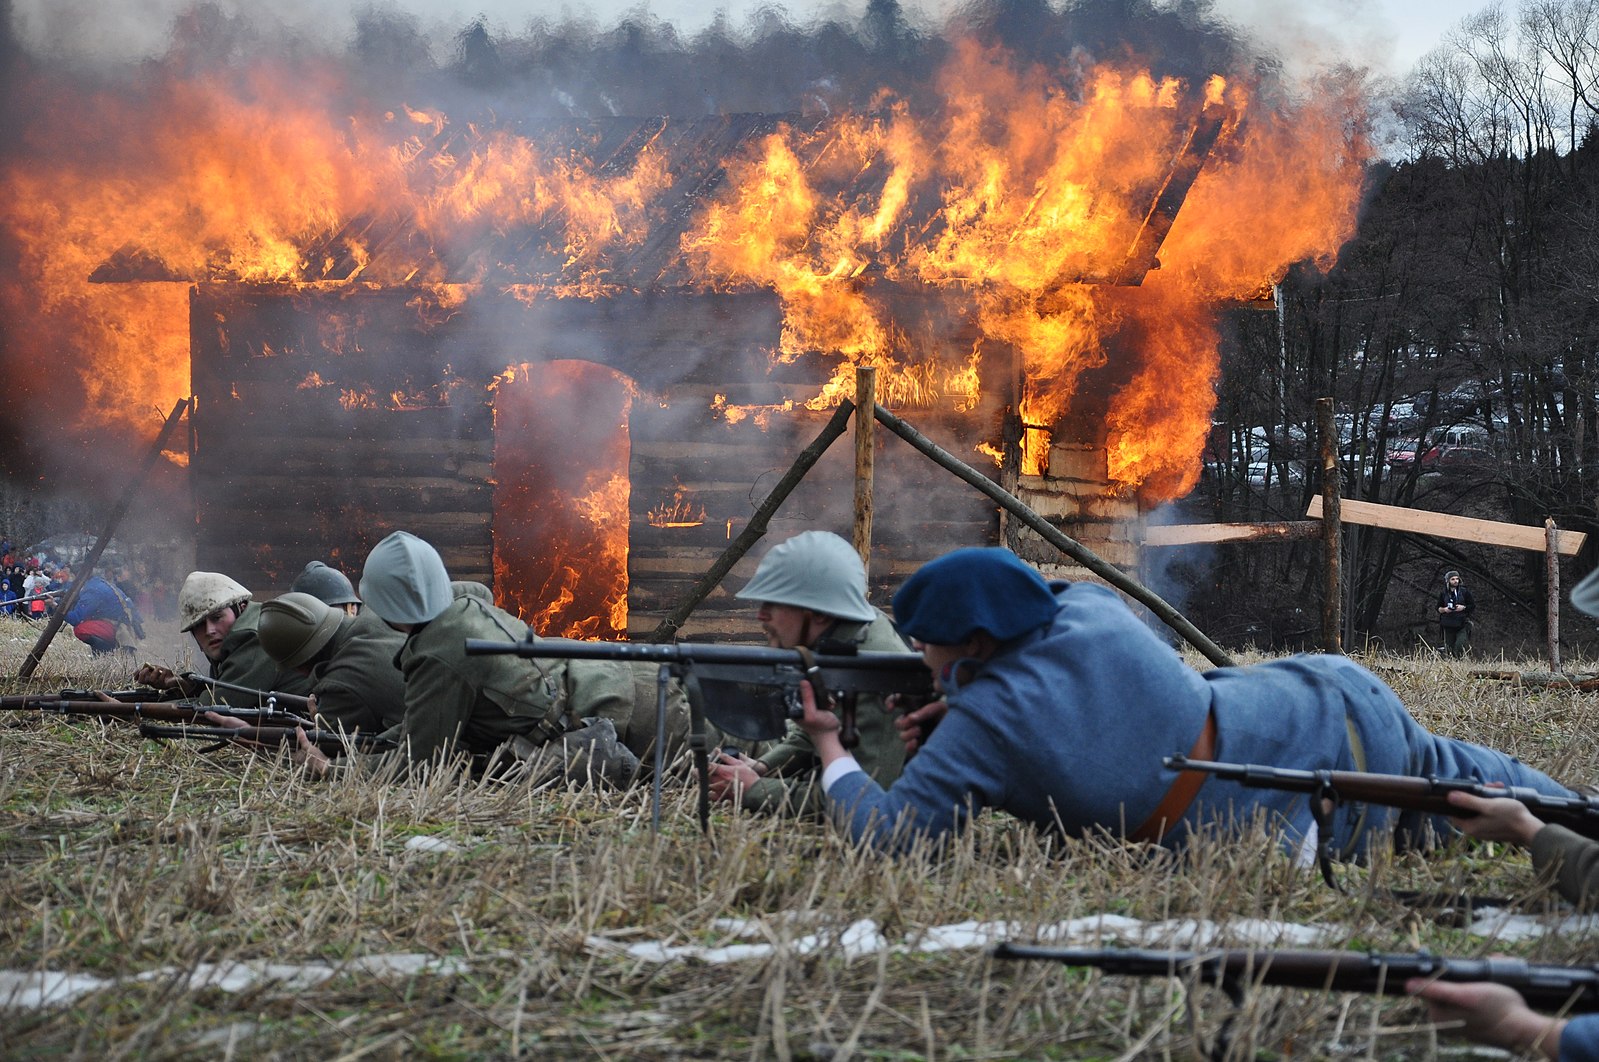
359;530;454;624
259;592;344;669
290;560;361;607
177;572;251;633
734;531;875;622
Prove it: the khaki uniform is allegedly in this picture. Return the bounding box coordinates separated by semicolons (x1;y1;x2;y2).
384;583;688;766
307;609;407;734
739;610;910;818
212;603;314;706
1531;824;1599;909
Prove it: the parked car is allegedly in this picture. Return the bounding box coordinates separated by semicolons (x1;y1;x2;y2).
1418;427;1495;474
1384;440;1422;469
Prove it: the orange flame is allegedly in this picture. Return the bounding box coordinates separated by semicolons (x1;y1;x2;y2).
3;40;1365;511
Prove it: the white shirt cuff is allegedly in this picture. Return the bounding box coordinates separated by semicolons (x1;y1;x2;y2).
821;755;864;794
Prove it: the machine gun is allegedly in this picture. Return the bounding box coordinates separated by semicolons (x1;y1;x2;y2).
138;722;397;756
464;636;934;832
1;693;311;727
993;942;1599;1012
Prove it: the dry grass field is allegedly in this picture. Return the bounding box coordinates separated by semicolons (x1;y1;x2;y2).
2;618;1598;1060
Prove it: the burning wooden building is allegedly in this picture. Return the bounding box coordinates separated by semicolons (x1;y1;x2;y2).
77;62;1364;638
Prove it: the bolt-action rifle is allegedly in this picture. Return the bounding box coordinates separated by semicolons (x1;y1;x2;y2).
993;942;1599;1012
178;672;313;709
138;722;397;756
1;693;311;727
464;636;934;832
1164;754;1599;889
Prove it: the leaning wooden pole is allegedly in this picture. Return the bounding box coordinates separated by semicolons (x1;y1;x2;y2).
872;403;1234;667
1316;398;1343;654
21;397;192;678
1546;517;1562;673
646;400;857;643
853;367;877;581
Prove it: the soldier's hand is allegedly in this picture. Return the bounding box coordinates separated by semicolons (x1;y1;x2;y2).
1407;979;1565;1058
708;753;761;803
135;663;178;690
1444;789;1544;847
894;697;948;758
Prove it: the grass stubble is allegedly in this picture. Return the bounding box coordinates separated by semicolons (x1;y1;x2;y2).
0;624;1596;1060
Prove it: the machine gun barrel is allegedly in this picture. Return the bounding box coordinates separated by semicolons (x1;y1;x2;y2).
465;637;931;694
466;636;934;747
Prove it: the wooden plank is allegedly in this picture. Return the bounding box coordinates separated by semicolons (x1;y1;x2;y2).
1144;521;1323;546
1305;496;1586;555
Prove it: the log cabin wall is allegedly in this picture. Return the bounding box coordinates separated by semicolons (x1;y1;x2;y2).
190;284;499;589
190;283;1008;633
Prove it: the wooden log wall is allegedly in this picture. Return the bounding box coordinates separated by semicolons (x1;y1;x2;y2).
190;282;1043;632
191;284;497;591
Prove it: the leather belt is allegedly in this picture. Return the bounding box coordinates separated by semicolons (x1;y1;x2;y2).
1130;710;1217;844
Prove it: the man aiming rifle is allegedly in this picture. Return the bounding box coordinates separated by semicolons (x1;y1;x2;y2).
790;547;1579;857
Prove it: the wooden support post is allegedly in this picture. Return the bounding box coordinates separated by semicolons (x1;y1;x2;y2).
1547;518;1561;673
646;400;857;643
21;398;192;678
853;367;876;581
1316;398;1342;654
872;403;1234;668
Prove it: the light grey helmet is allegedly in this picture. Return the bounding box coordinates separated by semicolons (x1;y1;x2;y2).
734;531;875;622
1573;569;1599;617
359;531;453;624
259;592;343;669
290;561;361;607
178;572;252;633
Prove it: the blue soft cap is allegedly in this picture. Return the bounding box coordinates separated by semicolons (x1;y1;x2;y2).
892;548;1058;645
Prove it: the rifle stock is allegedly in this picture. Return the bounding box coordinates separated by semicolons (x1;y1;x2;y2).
1166;755;1599;842
993;943;1599;1012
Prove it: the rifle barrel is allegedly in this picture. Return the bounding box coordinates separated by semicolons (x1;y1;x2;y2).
993;944;1599;1012
137;722;393;753
1165;755;1599;842
1;698;311;726
179;672;312;708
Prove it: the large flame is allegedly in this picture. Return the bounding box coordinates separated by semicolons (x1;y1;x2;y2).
2;35;1365;517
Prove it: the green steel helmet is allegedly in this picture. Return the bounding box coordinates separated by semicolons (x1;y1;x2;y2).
290;560;361;607
359;530;453;624
734;531;875;622
177;572;252;633
258;592;343;669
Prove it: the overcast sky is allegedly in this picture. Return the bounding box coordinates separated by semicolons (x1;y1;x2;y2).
13;0;1481;79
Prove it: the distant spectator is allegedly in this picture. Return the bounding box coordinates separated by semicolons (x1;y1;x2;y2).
1436;570;1476;658
23;569;48;619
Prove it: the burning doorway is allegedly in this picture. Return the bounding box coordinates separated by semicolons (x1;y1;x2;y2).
493;361;632;640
